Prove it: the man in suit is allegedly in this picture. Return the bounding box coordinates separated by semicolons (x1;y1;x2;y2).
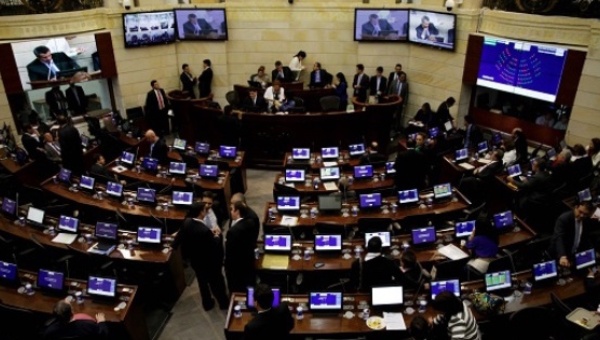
45;86;68;118
549;201;595;268
27;45;80;82
89;153;116;181
459;149;504;205
388;64;403;88
230;192;260;239
144;80;170;137
361;13;394;38
182;13;214;38
415;15;439;41
43;132;62;163
198;59;213;98
225;201;257;294
244;284;294;340
271;61;294;83
21;124;46;161
508;158;555;216
369;66;387;98
308;62;332;89
179;63;197;98
57;115;84;175
436;97;455;130
462;115;483;149
65;83;88;116
350;236;402;292
241;88;267;113
144;129;168;165
42;299;108;340
352;64;369;103
473;149;504;180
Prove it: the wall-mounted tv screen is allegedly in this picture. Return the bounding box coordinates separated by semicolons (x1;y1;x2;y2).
123;11;176;48
408;10;456;51
354;9;409;42
476;36;568;102
174;9;228;41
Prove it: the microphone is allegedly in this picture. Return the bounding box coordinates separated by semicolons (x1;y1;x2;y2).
158;183;173;195
115;208;128;224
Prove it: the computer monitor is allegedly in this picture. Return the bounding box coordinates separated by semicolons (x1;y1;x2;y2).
276;196;300;212
2;197;17;218
195;142;210;154
493;210;514;230
455;220;475;238
412;226;436;245
95;222;118;241
575;249;596;270
314;234;342;252
137;226;162;245
433;183;452;199
263;234;292;252
546;148;557;158
172;191;194;206
398;189;419;204
136;187;156;204
79;175;95;191
37;269;65;293
285;169;305;183
141;157;159;172
353;165;373;179
246;286;281;309
318;195;342;212
455;148;468;161
321;147;339;159
429;127;439;138
359;193;382;209
430;279;460;299
492;132;502;145
365;231;391;247
309;292;343;312
80;135;90;148
348;143;366;156
87;276;117;298
169;162;187;175
105;181;123;198
219;145;237;159
0;261;18;285
57;168;72;184
578;189;592;202
57;215;79;233
120;151;135;166
485;270;512;292
477;141;488;154
385;161;396;174
199;164;219;178
173;138;187;151
372;286;403;306
444;121;454;132
320;167;341;181
507;164;522;178
292;148;310;160
532;260;558;282
26;206;45;226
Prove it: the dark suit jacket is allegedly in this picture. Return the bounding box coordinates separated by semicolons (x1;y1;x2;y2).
463;124;483;149
183;19;213;38
180;72;197;98
89;163;113;182
513;170;555;204
246;207;260;241
415;23;439;40
350;255;401;292
514;136;528;164
45;89;68;117
361;19;394;36
549;210;593;260
435;102;453;128
271;67;294;83
173;218;222;269
352;73;370;102
225;218;256;274
42;319;108;340
243;303;294;340
308;69;332;88
65;85;88;115
58;124;83;174
570;157;593;183
369;76;388;95
394;149;429;190
198;67;213;98
145;88;170;117
474;160;503;180
241;96;268;113
21;133;45;160
27;52;80;81
148;138;168;165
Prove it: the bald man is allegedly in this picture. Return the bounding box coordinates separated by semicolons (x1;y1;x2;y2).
42;299;108;339
230;192;259;240
145;129;168;164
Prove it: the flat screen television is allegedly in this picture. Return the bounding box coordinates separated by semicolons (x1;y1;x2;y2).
123;11;176;48
408;9;456;51
354;9;409;42
174;9;228;41
476;36;568;102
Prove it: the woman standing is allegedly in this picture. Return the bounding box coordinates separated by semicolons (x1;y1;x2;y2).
332;72;348;110
288;50;306;81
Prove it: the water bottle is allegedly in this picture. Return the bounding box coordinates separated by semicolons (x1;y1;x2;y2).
363;308;370;320
310;208;317;219
351;206;358;217
391;203;397;214
75;291;84;304
234;305;242;318
254;248;260;260
296;306;304;320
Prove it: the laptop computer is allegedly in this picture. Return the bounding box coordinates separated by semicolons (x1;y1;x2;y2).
359;193;382;210
292;148;310;161
263;234;292;253
0;260;19;287
492;132;503;146
141;157;159;173
321;147;339;159
105;181;123;200
195;142;210;155
80;135;90;148
276;196;300;213
433;183;453;201
172;191;194;207
411;226;436;246
320;167;341;182
173;138;187;151
575;249;596;270
348;143;366;157
219;145;237;159
26;206;45;229
247;286;281;309
477;141;488;154
79;175;96;192
455;148;469;163
2;197;17;219
37;268;66;296
532;260;558;285
314;234;343;253
545;148;557;160
120;151;136;167
90;222;119;254
578;188;592;202
353;165;373;180
285;169;305;183
485;270;512;294
169;162;187;176
309;292;343;315
87;275;118;301
429;127;440;139
507;164;522;178
385;161;396;175
455;220;476;238
52;215;79;245
492;210;514;232
247;80;262;88
199;164;219;180
136;187;156;205
318;195;342;213
365;231;391;248
430;279;460;300
137;226;162;247
372;286;403;309
57;168;72;185
398;189;419;205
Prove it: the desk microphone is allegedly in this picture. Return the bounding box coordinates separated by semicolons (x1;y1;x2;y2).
115;208;128;224
158;184;173;195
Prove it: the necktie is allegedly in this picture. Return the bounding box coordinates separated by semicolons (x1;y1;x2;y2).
150;143;155;157
156;90;165;110
397;82;402;96
279;71;284;79
55;92;64;110
73;88;80;106
573;219;583;253
315;71;320;83
465;125;471;148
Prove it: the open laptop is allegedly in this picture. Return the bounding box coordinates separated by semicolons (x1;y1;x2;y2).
89;222;119;254
492;210;514;232
292;148;310;161
385;161;396;175
398;189;419;206
314;234;343;254
477;141;488;155
309;292;343;315
173;138;187;151
37;268;66;296
52;215;80;245
492;132;503;146
87;275;118;301
578;188;592;202
321;147;339;159
454;148;469;163
120;151;136;167
57;168;72;185
26;206;46;229
372;286;403;310
2;197;17;219
359;193;382;210
320;167;340;182
172;191;194;207
284;169;305;183
353;165;373;180
263;234;292;253
318;195;342;213
199;164;219;180
507;164;522;178
532;260;558;285
430;279;460;300
348;143;366;157
276;196;300;213
485;270;512;295
365;231;391;248
169;162;187;176
195;142;210;155
455;220;476;238
136;187;156;205
433;183;453;201
80;135;90;148
411;226;436;247
575;249;596;271
429;127;440;139
219;145;237;159
141;157;159;173
137;226;162;248
0;260;19;287
105;181;123;200
247;286;281;309
79;175;96;193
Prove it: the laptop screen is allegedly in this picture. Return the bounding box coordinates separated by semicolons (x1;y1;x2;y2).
485;270;512;292
195;142;210;154
546;148;556;158
121;151;135;165
169;162;186;175
455;220;476;238
172;191;194;206
57;168;72;184
477;141;488;154
37;269;65;291
444;121;453;132
365;231;391;247
493;210;514;229
433;183;452;199
0;261;17;282
173;138;187;151
578;189;592;202
137;226;162;244
106;182;123;198
136;188;156;203
292;148;310;160
27;206;45;225
455;148;468;161
87;276;117;298
321;147;339;159
2;197;17;217
309;292;343;311
492;132;502;145
429;127;439;138
575;249;596;270
320;167;340;181
80;135;89;148
58;215;79;233
507;164;522;177
285;169;305;183
354;165;373;179
264;234;292;252
398;189;419;204
431;279;460;299
372;286;403;306
276;196;300;211
142;158;158;171
385;161;396;174
318;195;342;211
246;287;281;308
359;193;382;209
533;260;558;282
95;222;118;241
80;175;95;191
315;234;342;252
219;145;237;158
348;143;365;156
412;226;436;245
199;164;218;178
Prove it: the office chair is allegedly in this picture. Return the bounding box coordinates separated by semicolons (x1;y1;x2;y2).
0;302;40;340
356;218;392;237
509;307;555;339
431;257;470;281
289;97;306;114
225;91;239;108
320;96;341;112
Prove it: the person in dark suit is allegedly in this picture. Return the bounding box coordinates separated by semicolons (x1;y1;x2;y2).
548;201;594;268
42;299;108;340
179;63;197;98
399;250;430;291
361;13;394;37
508;158;556;216
88;153;115;182
459;149;504;205
308;62;332;89
43;132;62;163
394;144;430;190
271;61;294;83
182;13;214;38
230;192;260;239
369;66;387;97
436;97;455;130
473;149;504;180
45;86;68;118
415;16;439;41
27;45;80;82
352;64;369;103
570;144;594;181
21;124;46;161
173;202;229;310
144;129;168;164
462;115;483;149
387;64;403;91
198;59;213;98
225;201;257;294
511;128;528;164
241;88;267;113
144;80;170;137
65;83;88;116
350;236;401;292
244;283;294;340
333;72;349;110
57;115;84;175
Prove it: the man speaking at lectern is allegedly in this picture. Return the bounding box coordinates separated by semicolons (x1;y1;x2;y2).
27;45;80;82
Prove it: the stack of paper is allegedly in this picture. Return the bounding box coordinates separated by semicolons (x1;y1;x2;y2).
280;215;298;226
459;163;475;170
437;244;469;260
383;312;406;330
323;182;338;191
262;254;289;270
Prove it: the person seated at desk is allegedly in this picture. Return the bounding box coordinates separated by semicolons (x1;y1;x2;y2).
243;283;294;340
264;80;294;113
89;153;115;181
473;149;504;179
27;45;80;82
430;291;481;340
182;12;214;38
21;123;46;161
415;16;440;42
548;201;595;268
405;315;432;340
144;129;168;164
251;65;270;89
42;299;108;340
330;176;357;201
407;103;435;133
553;114;569;131
462;115;483;149
570;144;594;181
241;88;267;113
271;61;294;83
361;13;394;38
507;158;554;215
550;148;571;184
43;132;62;163
465;220;499;274
535;111;555;128
45;86;69;118
331;72;348;110
399;249;430;290
369;66;387;98
350;236;402;292
359;141;387;165
308;62;332;89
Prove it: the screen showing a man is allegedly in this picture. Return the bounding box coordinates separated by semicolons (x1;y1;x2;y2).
27;45;80;82
408;10;456;50
175;9;227;41
355;9;408;41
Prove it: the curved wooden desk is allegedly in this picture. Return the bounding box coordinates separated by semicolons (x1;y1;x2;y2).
233;84;331;113
274;170;394;196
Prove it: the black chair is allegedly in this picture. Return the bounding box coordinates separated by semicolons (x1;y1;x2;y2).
509;307;555;339
289;97;306;114
0;302;40;340
432;257;469;281
356;218;392;237
225;91;239;108
272;183;301;201
550;292;586;340
320;96;341;112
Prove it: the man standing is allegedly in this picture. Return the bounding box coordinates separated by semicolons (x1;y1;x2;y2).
45;86;68;118
352;64;369;103
27;45;80;81
436;97;455;129
309;62;332;89
388;63;403;88
21;124;45;161
144;80;170;137
549;202;595;268
57;115;84;175
225;201;257;293
369;66;387;98
244;284;294;340
198;59;213;98
179;63;197;98
65;82;88;116
462;115;482;149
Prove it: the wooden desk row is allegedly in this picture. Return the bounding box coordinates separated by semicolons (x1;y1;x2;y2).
282;151;366;171
274;171;394;196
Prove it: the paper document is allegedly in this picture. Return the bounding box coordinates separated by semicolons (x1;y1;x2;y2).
592;208;600;220
52;233;77;245
284;183;295;188
323;161;338;167
383;312;406;330
459;163;475;170
437;244;469;260
323;182;338;191
262;254;289;270
111;165;127;173
280;215;298;226
478;159;492;164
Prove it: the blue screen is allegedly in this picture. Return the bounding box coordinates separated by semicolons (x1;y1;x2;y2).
398;189;419;204
200;164;218;177
292;148;310;160
493;211;514;229
533;260;558;281
247;287;281;308
58;215;79;233
95;222;118;240
0;261;17;281
431;279;460;299
348;143;365;156
412;226;436;245
195;142;210;154
575;249;596;270
354;165;373;179
38;269;64;291
219;145;237;158
359;193;382;209
455;220;475;238
137;188;156;203
2;197;16;216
